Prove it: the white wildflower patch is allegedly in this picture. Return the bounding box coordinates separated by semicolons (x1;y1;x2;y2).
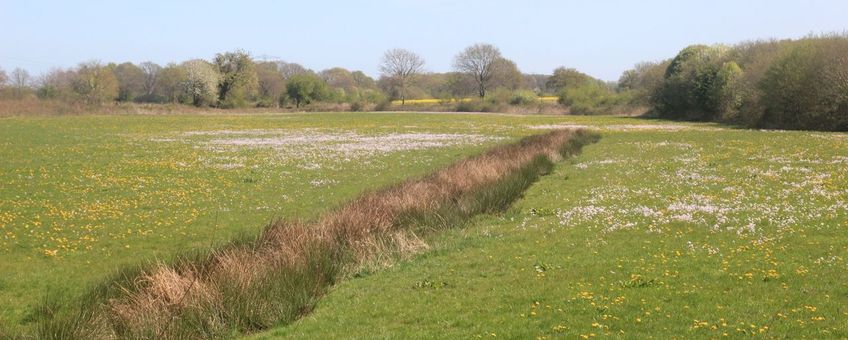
541;132;847;243
152;129;503;170
527;124;722;132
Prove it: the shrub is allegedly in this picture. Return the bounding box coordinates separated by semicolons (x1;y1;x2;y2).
509;90;538;106
559;82;628;115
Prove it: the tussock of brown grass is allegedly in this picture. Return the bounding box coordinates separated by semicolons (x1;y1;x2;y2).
42;129;596;338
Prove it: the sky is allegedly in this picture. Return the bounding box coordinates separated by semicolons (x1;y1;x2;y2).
1;0;847;81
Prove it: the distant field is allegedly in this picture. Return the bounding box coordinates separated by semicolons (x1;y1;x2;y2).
390;96;559;105
255;121;848;338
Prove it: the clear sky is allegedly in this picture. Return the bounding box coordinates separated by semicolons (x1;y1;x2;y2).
1;0;847;81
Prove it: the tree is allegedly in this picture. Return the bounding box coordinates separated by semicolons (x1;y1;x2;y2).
320;67;356;92
156;63;186;103
655;44;729;120
286;73;327;108
453;43;502;98
181;59;220;107
277;61;310;80
490;57;524;90
351;71;376;89
37;68;76;100
113;62;146;102
0;67;7;88
379;48;425;105
255;61;286;107
618;61;670;105
139;62;162;99
214;50;259;108
11;68;31;98
546;67;593;92
72;62;118;104
760;38;848;130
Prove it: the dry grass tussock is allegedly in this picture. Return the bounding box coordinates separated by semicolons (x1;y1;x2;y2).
35;129;597;339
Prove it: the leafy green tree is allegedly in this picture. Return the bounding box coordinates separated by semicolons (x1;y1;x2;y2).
760;38;848;130
490;58;524;91
655;44;729;120
214;50;258;108
545;67;593;93
711;61;745;122
286;73;327;108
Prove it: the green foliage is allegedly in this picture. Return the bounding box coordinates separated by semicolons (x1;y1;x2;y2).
112;62;145;102
654;44;730;120
214;50;259;108
508;90;538;106
558;82;630;115
71;62;119;105
286;74;328;108
649;35;848;131
759;38;848;131
546;67;593;93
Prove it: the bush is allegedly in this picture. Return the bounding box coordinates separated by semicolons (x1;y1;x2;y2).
349;101;366;112
559;82;628;115
509;90;538;106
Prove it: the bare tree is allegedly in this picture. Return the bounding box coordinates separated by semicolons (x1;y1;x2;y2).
453;43;502;98
139;62;162;97
255;61;285;107
379;48;425;105
37;68;76;99
276;61;310;80
113;62;146;101
72;61;119;104
0;67;7;87
11;68;31;98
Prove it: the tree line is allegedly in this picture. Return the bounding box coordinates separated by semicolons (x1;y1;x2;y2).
2;36;846;131
621;33;848;131
0;44;618;112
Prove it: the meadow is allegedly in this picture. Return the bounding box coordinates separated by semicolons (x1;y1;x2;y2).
254;120;848;338
1;112;845;338
0;112;524;332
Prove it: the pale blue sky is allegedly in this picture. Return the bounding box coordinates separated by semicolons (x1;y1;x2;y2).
1;0;846;80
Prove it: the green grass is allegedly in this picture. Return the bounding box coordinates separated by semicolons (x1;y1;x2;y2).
253;125;848;338
5;112;844;338
0;112;643;335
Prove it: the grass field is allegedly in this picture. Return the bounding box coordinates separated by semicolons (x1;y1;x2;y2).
2;112;846;337
253;122;848;338
0;112;523;332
